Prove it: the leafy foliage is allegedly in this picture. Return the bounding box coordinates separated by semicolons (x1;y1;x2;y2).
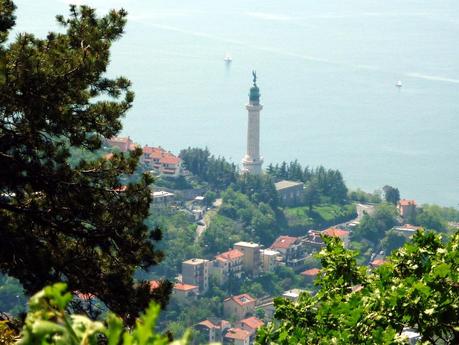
348;188;382;204
0;3;170;324
381;230;407;255
217;188;279;246
200;214;247;254
284;203;356;232
351;203;398;243
257;230;459;344
179;147;237;191
17;283;192;345
149;210;202;277
267;162;348;204
383;185;400;205
415;205;448;232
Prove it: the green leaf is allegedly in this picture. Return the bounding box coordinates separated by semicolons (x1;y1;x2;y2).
106;313;124;345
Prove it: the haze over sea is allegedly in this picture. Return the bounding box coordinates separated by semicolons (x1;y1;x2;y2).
13;0;459;206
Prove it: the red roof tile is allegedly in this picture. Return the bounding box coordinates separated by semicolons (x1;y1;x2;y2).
74;291;95;301
399;199;417;206
225;293;256;306
301;268;320;277
322;228;349;238
240;316;264;330
161;154;181;165
270;236;298;250
143;146;165;158
174;283;198;291
197;320;217;329
224;328;251;341
149;280;160;290
216;249;244;261
113;185;128;192
370;259;387;267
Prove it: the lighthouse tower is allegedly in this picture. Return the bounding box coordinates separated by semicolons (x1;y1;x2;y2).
242;71;263;175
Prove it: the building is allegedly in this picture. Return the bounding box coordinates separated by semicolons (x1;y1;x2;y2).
105;136;137;152
397;199;417;220
212;249;244;284
401;328;422;344
260;249;281;272
195;319;231;343
142;145;182;177
173;283;199;302
322;227;350;246
152;191;175;206
274;180;304;206
270;236;305;270
223;328;251;345
302;230;325;253
393;224;421;237
181;258;210;293
282;289;307;302
239;316;264;337
370;258;387;269
241;72;263;175
223;294;257;320
233;242;261;276
301;268;320;283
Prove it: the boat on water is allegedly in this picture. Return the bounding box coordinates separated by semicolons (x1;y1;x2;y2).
396;80;402;88
224;53;232;63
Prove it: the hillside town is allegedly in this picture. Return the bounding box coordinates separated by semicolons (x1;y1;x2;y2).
103;134;428;345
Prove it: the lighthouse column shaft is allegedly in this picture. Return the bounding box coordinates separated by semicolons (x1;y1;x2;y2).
241;71;263;175
246;104;262;161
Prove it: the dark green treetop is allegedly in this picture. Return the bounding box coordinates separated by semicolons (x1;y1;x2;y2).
0;2;171;325
257;230;459;344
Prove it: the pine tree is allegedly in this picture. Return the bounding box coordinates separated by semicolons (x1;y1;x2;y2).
0;2;171;325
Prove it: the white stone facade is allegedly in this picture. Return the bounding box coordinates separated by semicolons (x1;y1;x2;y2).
242;102;263;174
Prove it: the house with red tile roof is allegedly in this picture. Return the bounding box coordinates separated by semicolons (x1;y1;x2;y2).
217;249;245;261
211;249;244;284
239;316;264;336
223;328;251;345
173;283;199;301
370;258;387;268
322;227;349;238
105;136;138;152
270;236;305;270
142;145;182;177
195;319;231;343
322;227;350;246
397;199;417;220
270;235;298;251
301;268;320;283
224;294;256;320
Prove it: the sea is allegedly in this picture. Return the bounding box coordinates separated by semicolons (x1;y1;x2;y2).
12;0;459;207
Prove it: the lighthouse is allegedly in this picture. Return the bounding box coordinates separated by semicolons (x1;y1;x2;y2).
241;71;263;175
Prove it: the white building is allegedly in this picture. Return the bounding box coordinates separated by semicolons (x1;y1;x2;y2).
260;249;281;272
241;71;263;175
233;241;261;276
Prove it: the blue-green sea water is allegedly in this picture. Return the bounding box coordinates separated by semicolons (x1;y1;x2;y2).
13;0;459;206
